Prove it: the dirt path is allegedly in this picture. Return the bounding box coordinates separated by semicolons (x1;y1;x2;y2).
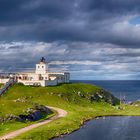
0;106;67;140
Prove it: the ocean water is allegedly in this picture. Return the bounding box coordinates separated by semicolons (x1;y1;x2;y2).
57;116;140;140
72;80;140;102
54;80;140;140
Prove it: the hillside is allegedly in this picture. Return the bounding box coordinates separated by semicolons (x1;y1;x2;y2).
0;83;119;118
1;83;140;140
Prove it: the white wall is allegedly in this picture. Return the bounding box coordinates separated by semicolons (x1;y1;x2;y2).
48;72;70;84
0;78;10;84
18;79;46;87
27;73;40;81
18;79;58;87
35;63;48;74
16;71;70;87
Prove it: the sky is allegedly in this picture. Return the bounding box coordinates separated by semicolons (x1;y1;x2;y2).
0;0;140;80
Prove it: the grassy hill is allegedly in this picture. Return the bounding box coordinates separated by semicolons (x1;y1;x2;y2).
0;83;140;140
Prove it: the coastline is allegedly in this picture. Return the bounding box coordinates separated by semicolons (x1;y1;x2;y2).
51;113;140;140
52;100;140;140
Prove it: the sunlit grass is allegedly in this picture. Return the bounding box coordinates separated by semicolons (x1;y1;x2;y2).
0;83;140;140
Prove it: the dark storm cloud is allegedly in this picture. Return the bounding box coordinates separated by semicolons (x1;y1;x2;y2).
0;0;140;79
79;0;140;16
0;0;74;25
0;0;140;47
0;0;139;44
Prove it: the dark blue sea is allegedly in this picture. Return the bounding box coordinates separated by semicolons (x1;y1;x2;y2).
54;80;140;140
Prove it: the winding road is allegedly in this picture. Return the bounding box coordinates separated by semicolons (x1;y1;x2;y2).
0;106;67;140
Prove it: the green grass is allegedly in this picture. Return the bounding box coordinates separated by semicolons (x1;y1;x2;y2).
0;83;140;140
0;83;3;89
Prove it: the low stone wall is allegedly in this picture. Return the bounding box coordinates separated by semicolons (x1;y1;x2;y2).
0;79;16;95
45;79;57;86
18;79;58;87
18;79;45;86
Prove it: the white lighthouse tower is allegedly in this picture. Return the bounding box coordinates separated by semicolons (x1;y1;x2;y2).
35;57;48;74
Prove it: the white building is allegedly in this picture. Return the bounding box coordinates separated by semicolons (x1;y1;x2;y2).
0;57;70;87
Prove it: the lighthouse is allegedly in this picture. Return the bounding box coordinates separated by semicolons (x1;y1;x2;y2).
35;57;48;74
0;57;70;87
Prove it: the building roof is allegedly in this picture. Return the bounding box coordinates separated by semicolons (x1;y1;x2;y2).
40;57;46;64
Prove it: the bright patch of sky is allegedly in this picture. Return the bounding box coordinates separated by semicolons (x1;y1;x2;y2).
129;16;140;25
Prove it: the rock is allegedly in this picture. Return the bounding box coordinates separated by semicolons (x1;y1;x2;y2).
18;104;52;122
96;92;103;99
18;110;42;121
87;89;120;105
58;94;63;97
0;117;4;122
118;106;124;110
89;94;100;102
0;114;18;122
129;100;140;106
1;104;53;122
6;114;17;121
29;96;33;99
77;91;85;98
33;104;52;114
14;97;29;103
26;108;34;113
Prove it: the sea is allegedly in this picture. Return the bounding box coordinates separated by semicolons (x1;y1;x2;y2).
54;80;140;140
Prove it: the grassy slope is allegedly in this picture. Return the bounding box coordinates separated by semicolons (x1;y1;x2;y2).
0;83;140;140
0;83;3;89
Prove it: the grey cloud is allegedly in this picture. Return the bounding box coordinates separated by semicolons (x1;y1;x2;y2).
0;0;140;46
0;1;140;79
0;0;74;25
0;42;139;80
